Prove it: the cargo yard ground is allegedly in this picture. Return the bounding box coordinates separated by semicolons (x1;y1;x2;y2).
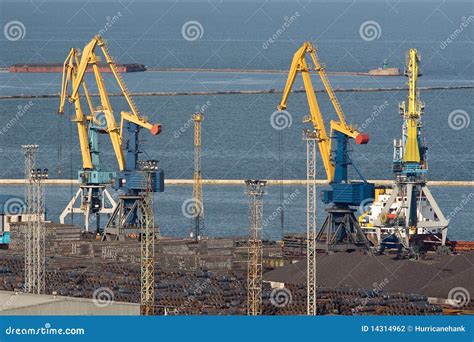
0;224;472;315
0;85;472;99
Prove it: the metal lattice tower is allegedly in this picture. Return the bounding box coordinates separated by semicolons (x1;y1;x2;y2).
245;180;266;316
191;112;204;241
304;130;317;315
138;160;158;315
22;145;48;294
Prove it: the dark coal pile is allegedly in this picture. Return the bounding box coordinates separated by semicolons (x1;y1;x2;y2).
264;251;474;299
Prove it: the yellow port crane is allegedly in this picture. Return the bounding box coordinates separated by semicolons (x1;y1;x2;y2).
277;41;374;314
369;48;448;256
277;41;370;182
59;35;162;172
277;41;373;210
58;35;163;235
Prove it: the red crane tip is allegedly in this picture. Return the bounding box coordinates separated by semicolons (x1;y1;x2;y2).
355;133;369;144
150;124;162;135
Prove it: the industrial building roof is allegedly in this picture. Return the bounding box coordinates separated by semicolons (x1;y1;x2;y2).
0;290;139;315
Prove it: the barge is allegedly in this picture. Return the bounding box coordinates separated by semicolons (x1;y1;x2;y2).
9;63;146;73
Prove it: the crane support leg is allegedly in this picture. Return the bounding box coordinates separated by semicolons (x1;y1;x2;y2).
60;186;117;233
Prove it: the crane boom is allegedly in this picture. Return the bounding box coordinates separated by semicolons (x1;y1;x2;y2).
59;48;94;170
59;35;162;172
278;43;332;179
402;49;422;163
277;42;368;182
